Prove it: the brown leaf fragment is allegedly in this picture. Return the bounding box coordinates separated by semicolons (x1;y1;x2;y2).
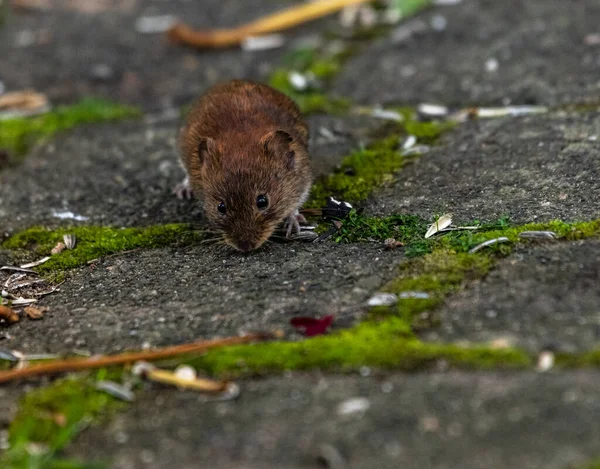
0;306;20;324
51;242;66;255
24;306;47;320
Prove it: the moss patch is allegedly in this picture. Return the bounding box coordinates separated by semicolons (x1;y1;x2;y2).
2;224;203;276
329;213;600;255
186;317;530;377
306;112;454;207
1;371;123;469
0;98;140;161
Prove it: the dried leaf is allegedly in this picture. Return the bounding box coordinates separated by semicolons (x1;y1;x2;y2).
425;213;453;239
51;242;66;255
290;315;334;336
0;90;50;120
24;306;47;320
0;306;20;324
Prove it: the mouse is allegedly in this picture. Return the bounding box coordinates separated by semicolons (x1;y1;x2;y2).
175;79;313;252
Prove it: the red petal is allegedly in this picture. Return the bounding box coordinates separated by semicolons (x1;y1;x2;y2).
290;315;334;337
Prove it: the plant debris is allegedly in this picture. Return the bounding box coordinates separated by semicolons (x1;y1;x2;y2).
290;315;334;336
95;380;135;402
167;0;372;49
0;305;19;325
425;213;453;238
20;256;51;269
367;293;398;307
24;306;47;320
0;90;50;120
133;361;234;395
0;331;279;383
50;242;66;255
518;230;557;240
63;234;77;249
468;236;510;253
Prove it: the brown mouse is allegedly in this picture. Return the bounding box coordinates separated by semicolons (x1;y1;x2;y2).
175;79;313;252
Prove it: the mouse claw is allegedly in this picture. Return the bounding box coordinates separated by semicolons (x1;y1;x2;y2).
285;210;306;238
174;177;193;200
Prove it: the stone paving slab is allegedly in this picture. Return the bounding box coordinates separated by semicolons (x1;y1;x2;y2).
365;110;600;224
333;0;600;107
0;0;330;111
8;242;401;354
65;370;600;469
423;239;600;353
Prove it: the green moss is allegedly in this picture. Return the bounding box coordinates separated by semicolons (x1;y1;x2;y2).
570;459;600;469
268;69;351;115
3;224;203;275
326;213;600;256
186;317;529;377
306;112;454;207
384;250;494;322
0;98;141;160
1;372;122;469
555;349;600;368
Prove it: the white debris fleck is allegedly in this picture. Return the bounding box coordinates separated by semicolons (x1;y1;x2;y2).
476;106;548;118
468;237;510;253
174;365;197;382
402;135;417;150
399;291;431;299
370;108;404;122
485;57;499;73
418;103;449;118
288;71;309;91
241;34;285;51
15;30;35;47
96;381;135;402
135;15;177;34
337;397;370;416
430;14;447;31
367;293;398;307
425;213;453;238
536;350;554;372
518;231;557;240
51;210;89;221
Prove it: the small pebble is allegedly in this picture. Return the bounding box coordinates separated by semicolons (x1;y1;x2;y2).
485;57;499;72
430;14;447;31
337;397;370;416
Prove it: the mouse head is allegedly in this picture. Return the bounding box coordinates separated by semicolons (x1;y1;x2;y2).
192;130;310;252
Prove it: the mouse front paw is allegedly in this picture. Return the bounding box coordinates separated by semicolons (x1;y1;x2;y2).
173;177;193;200
284;210;307;238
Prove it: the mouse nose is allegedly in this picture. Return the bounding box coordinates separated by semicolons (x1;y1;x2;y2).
236;239;255;252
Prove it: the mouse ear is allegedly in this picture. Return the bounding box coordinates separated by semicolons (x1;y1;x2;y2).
197;136;216;165
263;130;295;169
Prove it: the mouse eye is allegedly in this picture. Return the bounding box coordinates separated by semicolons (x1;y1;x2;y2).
256;194;269;210
217;201;226;215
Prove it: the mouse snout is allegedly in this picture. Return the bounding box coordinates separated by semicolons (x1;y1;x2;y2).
235;239;257;252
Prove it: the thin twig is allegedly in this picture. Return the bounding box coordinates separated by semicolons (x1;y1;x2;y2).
0;332;279;384
168;0;373;49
